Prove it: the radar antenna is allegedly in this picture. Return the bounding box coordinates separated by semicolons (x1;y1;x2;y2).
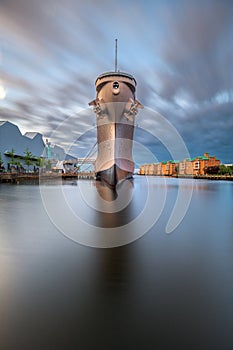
115;38;118;72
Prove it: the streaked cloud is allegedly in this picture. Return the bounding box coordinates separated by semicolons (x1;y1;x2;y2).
0;0;232;163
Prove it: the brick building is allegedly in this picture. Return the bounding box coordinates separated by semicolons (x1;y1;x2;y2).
178;153;220;175
139;153;220;176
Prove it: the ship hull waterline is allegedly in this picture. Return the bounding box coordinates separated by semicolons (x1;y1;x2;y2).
95;119;135;187
89;72;143;188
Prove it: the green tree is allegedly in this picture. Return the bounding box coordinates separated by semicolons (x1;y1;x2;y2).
0;152;4;172
219;164;230;175
7;148;17;171
24;148;34;172
205;166;220;175
15;160;23;173
35;157;43;168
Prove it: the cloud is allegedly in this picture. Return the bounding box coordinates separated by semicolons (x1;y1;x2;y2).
0;0;232;163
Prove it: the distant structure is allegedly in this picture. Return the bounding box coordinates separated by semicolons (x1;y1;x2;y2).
0;121;45;170
139;153;220;176
0;121;67;171
45;139;51;159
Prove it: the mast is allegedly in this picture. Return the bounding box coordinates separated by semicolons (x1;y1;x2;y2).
115;38;118;72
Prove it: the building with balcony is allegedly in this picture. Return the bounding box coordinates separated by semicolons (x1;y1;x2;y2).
139;153;220;177
178;153;220;176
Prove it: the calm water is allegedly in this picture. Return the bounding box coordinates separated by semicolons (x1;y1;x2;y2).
0;177;233;350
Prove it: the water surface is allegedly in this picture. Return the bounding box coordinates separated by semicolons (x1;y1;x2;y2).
0;177;233;349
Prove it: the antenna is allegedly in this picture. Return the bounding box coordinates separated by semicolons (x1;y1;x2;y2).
115;38;118;72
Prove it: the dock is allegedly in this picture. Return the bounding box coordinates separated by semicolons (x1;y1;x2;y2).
0;172;95;184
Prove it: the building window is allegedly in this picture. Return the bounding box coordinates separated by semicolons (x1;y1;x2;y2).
194;161;199;169
180;163;185;170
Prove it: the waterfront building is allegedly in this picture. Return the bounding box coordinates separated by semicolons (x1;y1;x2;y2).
139;153;220;176
161;161;167;175
0;121;45;171
179;159;193;176
0;121;67;171
178;153;220;176
138;164;147;176
148;163;155;175
166;161;179;176
156;162;162;175
50;144;66;161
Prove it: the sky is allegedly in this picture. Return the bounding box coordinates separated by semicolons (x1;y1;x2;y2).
0;0;233;164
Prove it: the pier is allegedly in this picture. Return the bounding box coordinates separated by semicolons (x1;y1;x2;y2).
139;174;233;181
0;172;95;184
193;174;233;181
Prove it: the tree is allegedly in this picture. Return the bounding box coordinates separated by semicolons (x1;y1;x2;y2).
219;164;233;175
0;152;4;172
204;166;220;175
45;159;51;170
35;157;43;168
14;160;23;173
7;148;17;171
229;166;233;175
24;148;34;172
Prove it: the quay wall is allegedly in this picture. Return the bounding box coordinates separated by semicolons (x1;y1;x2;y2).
0;172;95;184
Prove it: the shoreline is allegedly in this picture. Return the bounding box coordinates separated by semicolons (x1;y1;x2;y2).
1;172;233;184
138;174;233;181
0;172;95;184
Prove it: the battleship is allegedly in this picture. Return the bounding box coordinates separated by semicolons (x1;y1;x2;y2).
89;40;143;187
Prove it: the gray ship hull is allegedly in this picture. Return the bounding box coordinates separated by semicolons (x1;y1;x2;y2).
96;164;133;187
89;71;142;187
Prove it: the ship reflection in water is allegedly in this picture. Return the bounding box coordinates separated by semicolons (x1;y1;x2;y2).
95;177;134;201
95;179;121;201
93;179;135;229
0;178;233;349
39;175;157;248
